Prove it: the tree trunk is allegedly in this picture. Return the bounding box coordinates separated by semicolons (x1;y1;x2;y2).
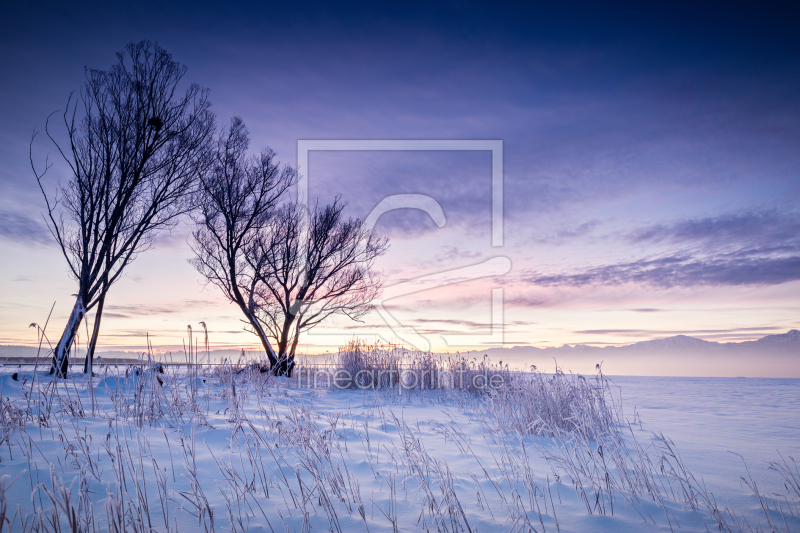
242;306;279;368
230;278;279;370
285;355;295;378
51;295;85;378
84;291;106;375
285;321;301;378
273;315;298;377
274;354;294;377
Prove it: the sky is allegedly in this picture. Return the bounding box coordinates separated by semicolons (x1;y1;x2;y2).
1;0;799;355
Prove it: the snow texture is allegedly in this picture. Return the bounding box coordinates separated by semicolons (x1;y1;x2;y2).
0;364;797;532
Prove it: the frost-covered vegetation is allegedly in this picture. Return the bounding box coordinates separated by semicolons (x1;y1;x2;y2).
0;345;797;532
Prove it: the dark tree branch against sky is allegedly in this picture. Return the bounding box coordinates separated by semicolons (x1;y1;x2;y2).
245;199;388;376
2;0;799;356
28;41;214;375
190;116;296;370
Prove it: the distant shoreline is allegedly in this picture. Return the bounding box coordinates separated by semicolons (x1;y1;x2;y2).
0;356;142;365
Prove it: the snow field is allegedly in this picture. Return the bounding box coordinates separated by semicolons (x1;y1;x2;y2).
0;361;797;532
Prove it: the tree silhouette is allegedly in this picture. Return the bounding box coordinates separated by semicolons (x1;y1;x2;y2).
190;117;295;369
246;199;388;376
32;41;215;377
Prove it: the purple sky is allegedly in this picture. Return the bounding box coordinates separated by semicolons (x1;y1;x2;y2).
1;1;799;353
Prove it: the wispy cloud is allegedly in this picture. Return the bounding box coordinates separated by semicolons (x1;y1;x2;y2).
0;212;53;246
103;313;132;319
411;318;493;328
527;254;800;288
420;245;483;267
515;210;800;292
532;220;601;244
104;300;221;317
629;210;800;250
504;295;550;307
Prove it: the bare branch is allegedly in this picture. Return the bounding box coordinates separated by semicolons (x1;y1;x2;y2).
189;116;296;368
245;199;388;375
31;40;215;376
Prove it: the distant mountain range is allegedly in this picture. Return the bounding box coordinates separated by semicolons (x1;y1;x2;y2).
466;329;800;359
1;330;798;362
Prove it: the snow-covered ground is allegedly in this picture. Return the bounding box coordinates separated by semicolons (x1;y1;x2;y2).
0;365;797;532
613;376;800;525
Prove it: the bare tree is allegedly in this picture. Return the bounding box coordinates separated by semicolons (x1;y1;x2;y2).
246;199;388;376
189;117;295;368
31;41;215;377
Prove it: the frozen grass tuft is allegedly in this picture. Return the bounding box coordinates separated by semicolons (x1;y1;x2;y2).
329;339;511;394
484;363;621;439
